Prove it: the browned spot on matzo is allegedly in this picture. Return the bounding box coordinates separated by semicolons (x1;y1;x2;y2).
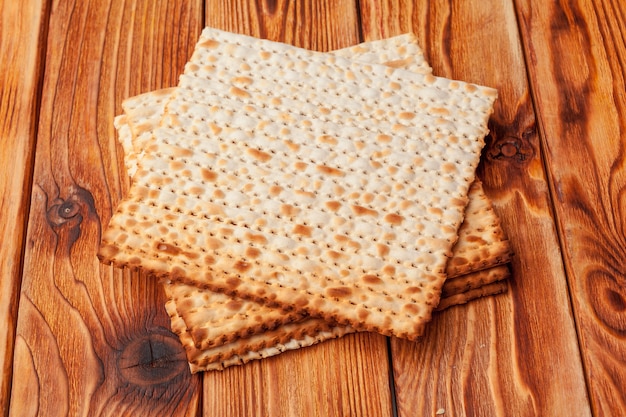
327;287;353;298
199;38;220;49
245;247;261;258
376;244;390;257
362;274;384;285
247;148;272;162
317;135;337;145
269;185;283;196
293;224;312;237
316;164;344;176
326;201;341;211
245;232;268;245
230;86;251;99
201;168;218;182
384;213;404;225
351;205;378;217
231;76;253;86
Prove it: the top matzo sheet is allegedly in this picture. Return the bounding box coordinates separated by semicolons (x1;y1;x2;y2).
99;27;497;340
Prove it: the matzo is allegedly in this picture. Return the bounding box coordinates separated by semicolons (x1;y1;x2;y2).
100;27;497;340
440;265;510;298
116;45;511;352
446;180;513;276
436;280;509;311
113;34;510;369
164;279;349;368
116;35;451;349
163;286;354;372
164;274;509;372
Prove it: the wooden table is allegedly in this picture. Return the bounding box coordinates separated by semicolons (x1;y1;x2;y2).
2;1;624;416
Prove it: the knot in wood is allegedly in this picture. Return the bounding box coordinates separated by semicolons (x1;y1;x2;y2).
588;270;626;332
486;135;534;163
117;329;189;387
45;187;95;228
58;200;80;219
46;200;81;227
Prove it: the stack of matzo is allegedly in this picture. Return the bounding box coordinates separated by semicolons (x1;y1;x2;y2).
100;28;513;372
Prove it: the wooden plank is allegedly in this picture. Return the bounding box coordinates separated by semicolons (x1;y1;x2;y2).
203;333;392;416
202;2;394;416
205;0;361;51
0;0;47;414
359;0;592;415
9;1;203;415
515;0;626;415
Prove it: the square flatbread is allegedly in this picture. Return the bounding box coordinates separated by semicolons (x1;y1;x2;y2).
114;35;511;351
115;35;445;349
114;34;511;371
100;27;497;341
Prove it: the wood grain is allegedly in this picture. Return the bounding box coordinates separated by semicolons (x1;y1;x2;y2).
203;333;393;416
4;0;623;415
516;0;626;415
0;1;47;414
202;2;393;416
359;0;592;415
9;1;203;415
205;0;361;51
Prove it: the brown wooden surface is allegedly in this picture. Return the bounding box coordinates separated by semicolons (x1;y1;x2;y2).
2;0;624;416
516;1;626;414
5;1;204;416
0;0;47;413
